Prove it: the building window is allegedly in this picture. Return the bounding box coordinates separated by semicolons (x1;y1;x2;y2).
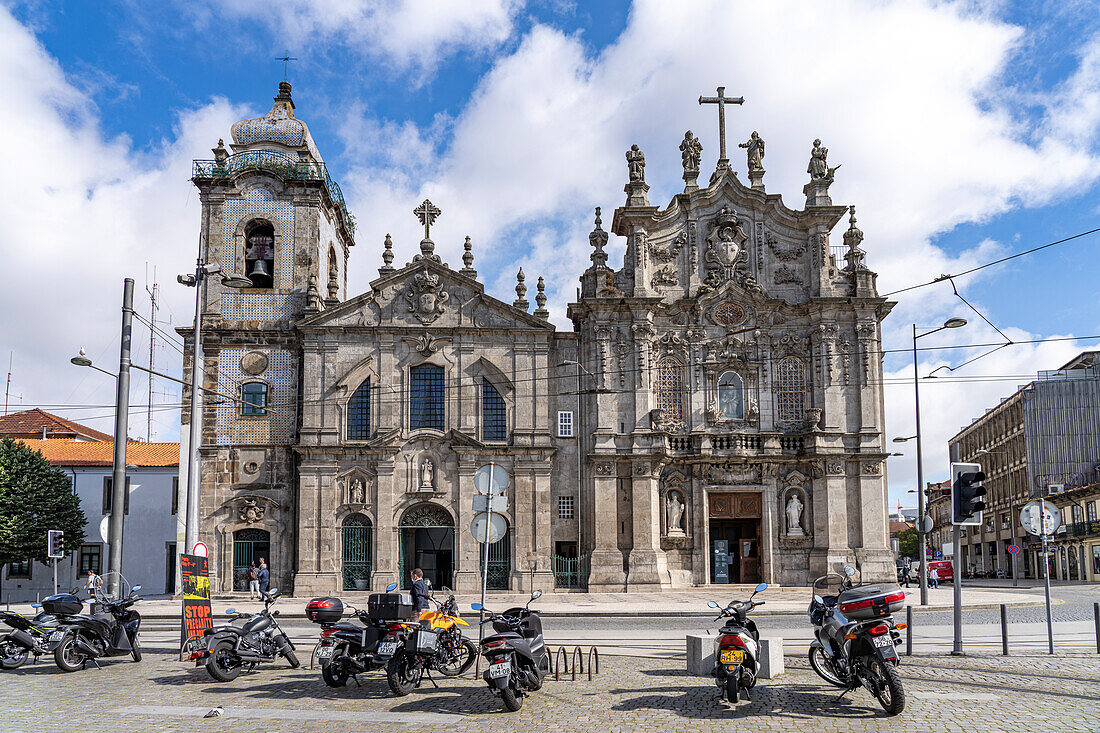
79;544;102;576
6;560;30;578
557;411;574;438
241;382;268;416
347;378;371;440
481;380;507;443
1088;501;1097;522
171;477;179;515
717;371;744;420
410;364;445;431
244;220;275;288
102;476;131;515
558;495;575;519
655;357;685;422
1071;505;1084;525
776;357;806;423
1000;512;1010;529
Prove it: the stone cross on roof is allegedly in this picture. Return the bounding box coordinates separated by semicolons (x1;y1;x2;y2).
275;49;298;81
414;199;441;241
698;86;744;170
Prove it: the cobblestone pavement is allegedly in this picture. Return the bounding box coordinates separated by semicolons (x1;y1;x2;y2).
0;649;1097;733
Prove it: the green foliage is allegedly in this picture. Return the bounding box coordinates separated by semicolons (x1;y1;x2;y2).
0;438;87;566
892;527;919;560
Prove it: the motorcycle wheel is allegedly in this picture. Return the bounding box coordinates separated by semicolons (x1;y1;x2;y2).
866;656;905;716
284;648;300;668
322;660;349;687
54;635;86;673
808;646;847;688
386;651;418;697
131;635;142;662
0;636;29;669
205;641;243;682
438;639;477;677
725;675;739;703
501;684;524;712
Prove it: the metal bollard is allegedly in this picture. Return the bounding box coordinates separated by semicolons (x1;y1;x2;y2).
1094;603;1099;655
587;646;600;681
905;605;913;656
1000;603;1009;656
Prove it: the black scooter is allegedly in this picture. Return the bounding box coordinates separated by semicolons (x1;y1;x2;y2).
44;584;143;671
473;590;548;712
201;588;299;681
0;606;60;669
313;582;403;687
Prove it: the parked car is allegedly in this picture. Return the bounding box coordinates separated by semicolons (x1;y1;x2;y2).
926;560;954;583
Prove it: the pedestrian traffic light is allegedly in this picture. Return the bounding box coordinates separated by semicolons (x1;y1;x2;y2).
950;462;986;526
47;529;65;559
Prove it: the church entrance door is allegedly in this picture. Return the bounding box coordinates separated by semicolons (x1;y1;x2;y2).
398;504;454;591
233;528;270;591
707;492;762;585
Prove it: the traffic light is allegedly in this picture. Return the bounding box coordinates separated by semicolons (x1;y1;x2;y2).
950;462;987;525
47;530;65;559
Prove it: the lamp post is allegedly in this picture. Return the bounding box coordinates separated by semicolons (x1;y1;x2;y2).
894;316;967;606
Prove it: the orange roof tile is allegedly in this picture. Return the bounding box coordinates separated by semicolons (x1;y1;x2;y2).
15;439;180;468
0;408;113;442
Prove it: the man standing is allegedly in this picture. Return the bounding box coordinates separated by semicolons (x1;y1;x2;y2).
901;563;911;588
257;558;270;594
410;568;431;614
929;565;939;589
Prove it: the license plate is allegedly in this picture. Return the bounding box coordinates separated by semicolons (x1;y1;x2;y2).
488;661;511;679
49;631;64;642
316;646;335;659
377;642;397;656
872;635;892;648
719;649;744;665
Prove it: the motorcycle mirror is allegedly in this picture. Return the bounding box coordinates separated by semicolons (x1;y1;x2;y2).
131;584;142;593
843;565;856;577
31;603;41;609
269;587;279;595
754;582;768;594
386;582;398;592
226;608;236;615
813;595;824;605
471;603;483;611
530;590;543;600
707;600;719;608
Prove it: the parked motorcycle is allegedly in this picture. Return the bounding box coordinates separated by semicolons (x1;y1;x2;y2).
386;591;477;696
807;565;907;715
200;588;299;681
0;605;60;669
43;579;143;672
707;582;767;703
472;590;549;712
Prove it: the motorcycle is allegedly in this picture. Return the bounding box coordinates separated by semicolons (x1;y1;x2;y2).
807;565;907;715
0;605;60;669
386;591;478;696
200;587;299;681
309;583;410;687
472;590;549;712
44;577;143;672
707;582;767;703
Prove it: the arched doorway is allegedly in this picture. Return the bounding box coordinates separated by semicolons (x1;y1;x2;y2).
233;528;270;591
398;504;454;590
479;524;511;590
342;514;373;591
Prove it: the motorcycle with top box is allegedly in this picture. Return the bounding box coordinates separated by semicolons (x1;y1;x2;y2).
707;582;767;703
42;575;144;672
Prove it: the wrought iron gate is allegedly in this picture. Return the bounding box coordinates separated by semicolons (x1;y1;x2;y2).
552;553;589;589
342;515;373;591
233;528;270;591
479;529;511;590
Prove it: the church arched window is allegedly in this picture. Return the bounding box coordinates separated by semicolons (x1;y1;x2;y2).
717;371;744;420
244;220;275;288
481;379;507;443
655;357;685;422
410;364;445;431
776;357;806;423
347;378;371;440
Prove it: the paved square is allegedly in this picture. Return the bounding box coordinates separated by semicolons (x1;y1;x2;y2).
0;649;1097;732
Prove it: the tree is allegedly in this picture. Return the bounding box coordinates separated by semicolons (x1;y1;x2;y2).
0;438;87;596
892;527;919;561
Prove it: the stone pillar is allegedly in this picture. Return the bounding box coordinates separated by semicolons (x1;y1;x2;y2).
855;466;893;582
588;462;626;591
453;460;480;593
372;460;398;591
761;476;778;585
810;464;851;578
626;462;665;589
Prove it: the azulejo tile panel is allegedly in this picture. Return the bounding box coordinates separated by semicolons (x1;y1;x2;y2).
221;187;295;290
222;293;296;321
216;348;295;446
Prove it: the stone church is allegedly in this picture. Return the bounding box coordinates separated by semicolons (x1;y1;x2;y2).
183;82;895;595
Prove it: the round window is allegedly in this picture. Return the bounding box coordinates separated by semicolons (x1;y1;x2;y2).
712;302;746;327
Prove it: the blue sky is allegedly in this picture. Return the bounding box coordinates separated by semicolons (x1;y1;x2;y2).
1;0;1099;512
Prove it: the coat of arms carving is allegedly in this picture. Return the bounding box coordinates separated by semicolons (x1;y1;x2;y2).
238;499;266;524
405;268;449;324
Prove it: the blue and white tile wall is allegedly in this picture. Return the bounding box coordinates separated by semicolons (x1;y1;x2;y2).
220;187;296;321
216;348;295;445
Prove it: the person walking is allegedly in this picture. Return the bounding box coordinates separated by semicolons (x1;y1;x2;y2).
257;558;270;594
929;565;939;589
248;561;260;599
410;568;431;615
901;563;911;588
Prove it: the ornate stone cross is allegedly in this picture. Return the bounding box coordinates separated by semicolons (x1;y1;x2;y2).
414;199;442;241
698;86;744;169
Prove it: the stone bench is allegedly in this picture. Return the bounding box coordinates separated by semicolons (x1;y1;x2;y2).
686;634;784;679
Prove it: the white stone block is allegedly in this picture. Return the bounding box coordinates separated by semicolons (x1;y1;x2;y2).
758;637;784;679
686;633;716;676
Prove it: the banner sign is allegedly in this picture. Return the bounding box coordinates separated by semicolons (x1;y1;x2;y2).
180;553;212;657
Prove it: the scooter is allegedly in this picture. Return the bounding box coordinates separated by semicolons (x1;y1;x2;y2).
707;582;767;703
44;582;143;671
200;588;299;681
807;565;907;715
472;590;548;712
310;583;406;687
0;606;60;669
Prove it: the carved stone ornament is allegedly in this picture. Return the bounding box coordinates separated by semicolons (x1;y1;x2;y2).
773;265;802;286
404;268;449;324
863;460;882;476
348;477;368;504
805;407;823;431
768;231;805;261
703;206;748;287
649;230;687;263
633;462;650;476
240;351;269;376
703;334;751;365
665;489;687;536
650;408;686;435
405;333;452;356
595;462;616;476
704;462;761;485
826;461;845;476
238;499;266;524
650;265;678;289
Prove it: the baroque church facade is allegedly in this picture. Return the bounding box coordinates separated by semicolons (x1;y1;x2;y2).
183;82;895;595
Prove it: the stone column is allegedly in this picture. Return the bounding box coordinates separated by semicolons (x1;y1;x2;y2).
810;463;851;578
372;459;398;591
761;475;778;585
588;461;626;591
626;461;665;589
855;466;893;582
452;459;480;593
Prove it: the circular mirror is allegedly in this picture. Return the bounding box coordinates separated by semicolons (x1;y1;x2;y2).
707;600;719;608
813;595;824;605
386;582;398;592
226;608;236;614
132;585;142;592
471;603;483;611
31;603;41;609
755;582;768;593
531;590;543;600
843;565;856;577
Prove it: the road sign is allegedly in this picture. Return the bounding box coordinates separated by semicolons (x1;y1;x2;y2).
473;464;509;495
1007;544;1020;555
919;516;934;534
192;541;209;557
473;494;508;513
934;550;943;559
470;512;507;544
1020;500;1062;537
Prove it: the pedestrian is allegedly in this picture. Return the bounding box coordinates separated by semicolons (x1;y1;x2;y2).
257;557;270;594
929;565;939;589
902;563;911;588
410;567;431;615
248;561;259;600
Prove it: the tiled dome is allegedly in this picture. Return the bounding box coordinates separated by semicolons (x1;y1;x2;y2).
231;81;308;149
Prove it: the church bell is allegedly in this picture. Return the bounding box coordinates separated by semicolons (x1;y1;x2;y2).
248;259;272;282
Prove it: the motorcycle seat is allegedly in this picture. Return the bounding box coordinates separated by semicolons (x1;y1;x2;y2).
205;625;246;636
333;622;361;633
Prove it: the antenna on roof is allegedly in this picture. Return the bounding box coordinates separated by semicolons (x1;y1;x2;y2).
4;351;11;416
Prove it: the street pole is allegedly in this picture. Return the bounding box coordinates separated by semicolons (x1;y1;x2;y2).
912;324;928;606
479;461;495;643
52;558;57;596
1041;498;1054;655
950;441;963;655
107;278;134;599
183;250;206;557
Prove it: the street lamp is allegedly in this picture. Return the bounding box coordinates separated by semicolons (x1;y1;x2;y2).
905;317;967;606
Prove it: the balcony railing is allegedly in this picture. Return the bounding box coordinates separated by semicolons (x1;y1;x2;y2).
1062;520;1100;539
193;151;355;233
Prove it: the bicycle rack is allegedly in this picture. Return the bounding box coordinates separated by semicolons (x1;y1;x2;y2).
552;646;600;682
